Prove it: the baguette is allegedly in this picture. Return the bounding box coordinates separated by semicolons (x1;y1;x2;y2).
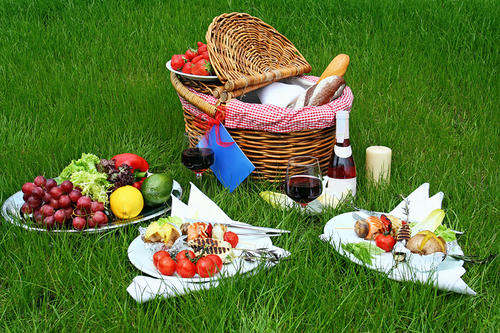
318;54;350;83
291;75;345;109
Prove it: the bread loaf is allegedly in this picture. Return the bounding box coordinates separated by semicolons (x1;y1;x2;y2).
291;76;345;110
318;54;350;83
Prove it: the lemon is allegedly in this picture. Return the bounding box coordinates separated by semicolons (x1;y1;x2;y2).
110;185;144;219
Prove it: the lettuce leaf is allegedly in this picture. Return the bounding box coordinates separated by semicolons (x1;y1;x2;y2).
59;153;101;180
434;225;457;242
341;242;385;265
69;171;111;205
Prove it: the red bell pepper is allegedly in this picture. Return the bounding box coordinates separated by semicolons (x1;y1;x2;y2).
112;153;149;189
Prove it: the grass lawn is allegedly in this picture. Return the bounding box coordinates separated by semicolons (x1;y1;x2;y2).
1;0;499;331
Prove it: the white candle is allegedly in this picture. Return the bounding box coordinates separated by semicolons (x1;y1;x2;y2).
366;146;392;184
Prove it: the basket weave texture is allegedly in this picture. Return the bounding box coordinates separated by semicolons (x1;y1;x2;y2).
171;12;352;182
206;12;312;95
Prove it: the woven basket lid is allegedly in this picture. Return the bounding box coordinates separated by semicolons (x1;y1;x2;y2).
206;12;312;94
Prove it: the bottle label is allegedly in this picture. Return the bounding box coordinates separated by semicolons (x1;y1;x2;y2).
334;145;352;158
324;176;357;198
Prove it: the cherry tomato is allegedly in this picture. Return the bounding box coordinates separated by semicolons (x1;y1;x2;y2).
175;250;195;262
206;254;223;272
153;250;170;267
375;233;396;252
224;231;239;248
196;257;217;278
176;258;196;278
157;256;176;276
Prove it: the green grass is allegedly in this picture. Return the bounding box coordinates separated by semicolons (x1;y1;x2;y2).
1;0;499;331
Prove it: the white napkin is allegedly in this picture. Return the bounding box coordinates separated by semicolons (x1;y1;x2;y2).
256;82;305;108
127;276;219;303
389;183;444;222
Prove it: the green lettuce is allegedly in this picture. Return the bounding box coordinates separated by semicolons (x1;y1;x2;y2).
59;153;101;180
69;171;111;205
434;225;457;242
341;242;385;265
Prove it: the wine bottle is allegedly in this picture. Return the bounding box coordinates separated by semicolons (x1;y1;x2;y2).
325;111;356;197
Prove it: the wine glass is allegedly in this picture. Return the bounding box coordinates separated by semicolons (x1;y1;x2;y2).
285;156;323;208
181;133;215;180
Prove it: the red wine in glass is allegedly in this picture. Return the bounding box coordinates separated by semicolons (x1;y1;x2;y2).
286;175;322;206
181;147;215;178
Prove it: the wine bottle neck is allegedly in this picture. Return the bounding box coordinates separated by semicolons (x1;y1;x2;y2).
335;112;350;145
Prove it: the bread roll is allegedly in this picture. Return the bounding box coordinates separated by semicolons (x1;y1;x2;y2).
318;54;350;83
291;76;345;109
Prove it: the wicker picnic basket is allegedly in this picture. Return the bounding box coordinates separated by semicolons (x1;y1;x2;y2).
171;12;338;182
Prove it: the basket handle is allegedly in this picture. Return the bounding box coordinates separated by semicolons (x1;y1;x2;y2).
170;72;218;117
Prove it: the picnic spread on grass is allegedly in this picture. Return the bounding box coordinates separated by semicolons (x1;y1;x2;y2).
1;12;495;302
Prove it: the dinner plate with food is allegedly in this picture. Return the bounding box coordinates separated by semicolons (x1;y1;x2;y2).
322;209;464;273
128;216;290;283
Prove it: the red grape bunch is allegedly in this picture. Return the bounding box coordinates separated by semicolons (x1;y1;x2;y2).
21;176;108;230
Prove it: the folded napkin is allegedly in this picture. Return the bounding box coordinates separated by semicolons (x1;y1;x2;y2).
127;276;219;303
389;183;444;222
256;82;305;108
128;182;289;302
320;183;476;295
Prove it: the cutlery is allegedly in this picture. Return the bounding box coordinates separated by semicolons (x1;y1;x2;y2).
184;218;290;234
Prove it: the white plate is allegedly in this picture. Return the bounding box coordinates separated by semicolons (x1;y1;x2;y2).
166;60;219;82
1;180;182;233
322;212;464;273
128;230;273;283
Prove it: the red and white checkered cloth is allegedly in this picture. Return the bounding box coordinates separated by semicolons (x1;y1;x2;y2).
178;75;353;133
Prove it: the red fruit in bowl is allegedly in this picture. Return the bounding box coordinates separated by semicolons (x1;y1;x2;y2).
31;186;44;198
64;207;74;218
42;192;52;203
77;196;92;211
44;216;55;229
87;216;97;228
34;176;46;187
27;196;42;209
58;195;71;208
60;180;73;193
49;186;63;199
23;193;30;201
171;54;186;71
68;189;82;202
33;211;44;223
21;203;32;214
49;198;60;209
73;208;86;217
22;182;35;195
92;211;108;226
72;217;86;230
45;179;57;191
40;204;55;217
54;209;67;225
91;201;105;212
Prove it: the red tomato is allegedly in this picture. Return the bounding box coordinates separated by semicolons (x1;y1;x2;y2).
375;233;396;252
206;254;223;272
176;258;196;278
171;54;186;71
182;62;192;74
175;250;195;262
185;49;197;61
153;250;170;267
196;257;217;278
157;256;176;276
224;231;239;248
